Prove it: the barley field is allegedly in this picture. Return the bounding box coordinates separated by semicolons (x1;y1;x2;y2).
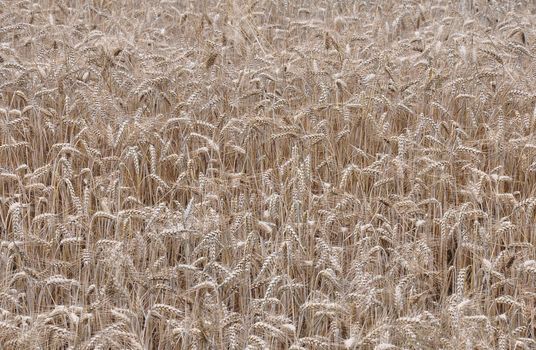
0;0;535;349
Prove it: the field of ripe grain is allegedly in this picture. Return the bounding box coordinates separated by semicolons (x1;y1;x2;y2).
1;0;535;349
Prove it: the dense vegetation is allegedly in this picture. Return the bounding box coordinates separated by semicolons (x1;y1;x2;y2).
0;0;535;349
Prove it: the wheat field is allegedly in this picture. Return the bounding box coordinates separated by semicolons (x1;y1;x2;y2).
0;0;535;349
